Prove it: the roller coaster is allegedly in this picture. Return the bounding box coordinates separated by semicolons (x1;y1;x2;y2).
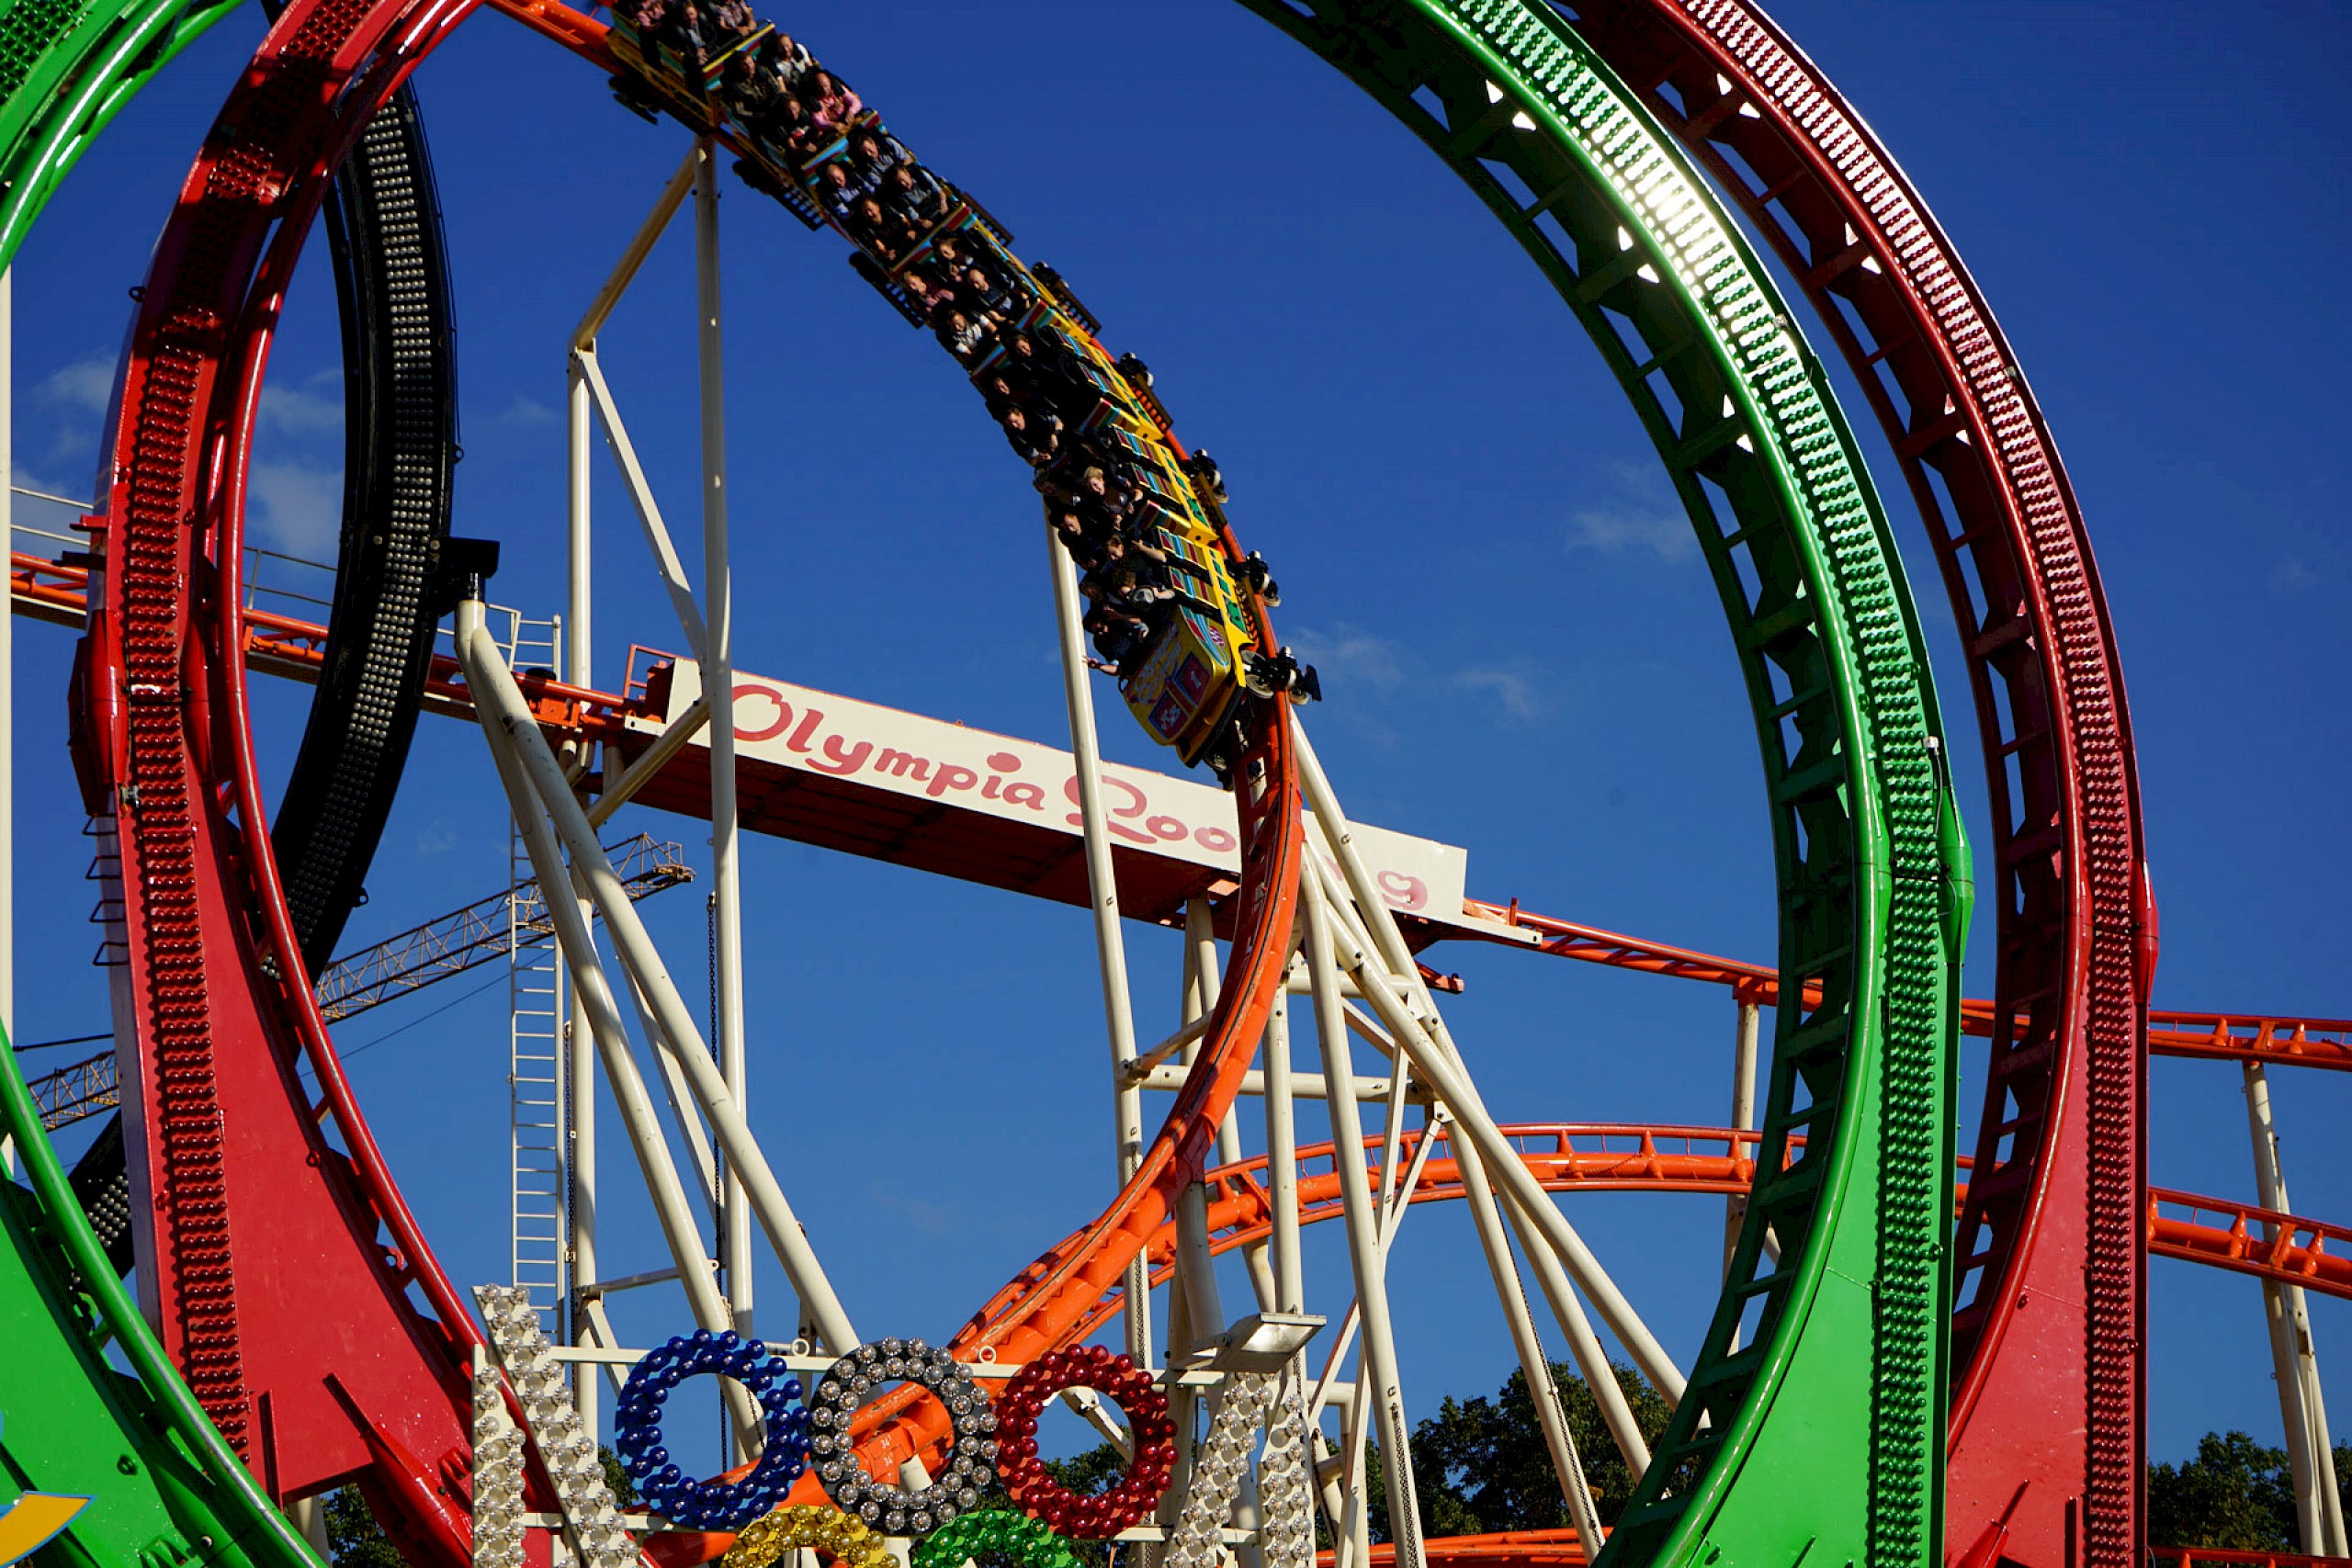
0;4;2335;1568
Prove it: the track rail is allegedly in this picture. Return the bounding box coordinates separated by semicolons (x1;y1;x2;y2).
80;0;1300;1551
1229;6;1963;1564
1555;6;2152;1562
1030;1126;2352;1352
481;0;1313;1495
77;2;495;1561
3;1;451;1562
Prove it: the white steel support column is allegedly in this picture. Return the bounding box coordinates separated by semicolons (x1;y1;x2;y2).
1262;987;1304;1314
563;139;695;1433
1725;998;1759;1280
1292;725;1686;1404
2245;1062;2347;1555
563;339;600;1438
1047;528;1149;1368
1303;869;1422;1568
464;603;756;1443
695;138;752;1376
460;607;860;1356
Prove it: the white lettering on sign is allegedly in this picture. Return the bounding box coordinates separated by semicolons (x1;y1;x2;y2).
640;660;1469;919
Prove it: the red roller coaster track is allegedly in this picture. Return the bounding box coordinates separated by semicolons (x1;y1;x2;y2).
1555;6;2153;1563
46;0;2222;1558
74;0;1299;1556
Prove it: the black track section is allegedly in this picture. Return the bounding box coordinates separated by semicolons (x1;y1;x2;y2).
270;83;459;973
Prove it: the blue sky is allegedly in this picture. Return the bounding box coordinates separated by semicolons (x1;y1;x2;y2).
7;0;2349;1482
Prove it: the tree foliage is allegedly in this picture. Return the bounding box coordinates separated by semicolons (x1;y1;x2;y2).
322;1447;637;1568
2147;1430;2352;1551
1363;1360;1674;1540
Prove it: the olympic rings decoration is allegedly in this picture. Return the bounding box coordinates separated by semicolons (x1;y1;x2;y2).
615;1330;812;1529
910;1510;1086;1568
995;1345;1174;1538
721;1505;896;1568
810;1337;997;1535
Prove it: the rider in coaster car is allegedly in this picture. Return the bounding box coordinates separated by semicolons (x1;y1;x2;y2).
899;264;954;315
933;304;998;367
1067;461;1141;539
847;130;902;194
765;30;813;88
720;51;794;138
1083;597;1153;676
1001;332;1091;414
1101;531;1172;589
655;0;707;67
815;159;866;222
997;403;1065;469
703;0;753;45
1048;506;1107;572
848;196;912;262
885;164;953;235
1103;560;1175;611
801;69;864;132
955;264;1023;325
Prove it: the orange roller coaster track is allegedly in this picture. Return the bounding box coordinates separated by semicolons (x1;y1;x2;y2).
978;1122;2352;1362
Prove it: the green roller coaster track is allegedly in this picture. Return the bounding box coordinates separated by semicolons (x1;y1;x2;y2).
0;2;1967;1565
1228;3;1970;1565
2;1;319;1562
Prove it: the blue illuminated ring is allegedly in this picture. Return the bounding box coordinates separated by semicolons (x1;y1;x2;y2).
614;1330;811;1529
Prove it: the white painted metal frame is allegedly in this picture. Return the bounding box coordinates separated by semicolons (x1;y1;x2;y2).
2245;1062;2348;1555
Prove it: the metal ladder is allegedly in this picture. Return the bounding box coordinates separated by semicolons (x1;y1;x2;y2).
505;613;569;1332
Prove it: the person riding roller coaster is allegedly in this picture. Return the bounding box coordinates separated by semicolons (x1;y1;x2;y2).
739;7;1299;728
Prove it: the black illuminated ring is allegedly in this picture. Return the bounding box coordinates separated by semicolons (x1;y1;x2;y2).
809;1337;998;1536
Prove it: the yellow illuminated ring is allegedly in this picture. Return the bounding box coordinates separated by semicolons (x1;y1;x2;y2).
721;1504;895;1568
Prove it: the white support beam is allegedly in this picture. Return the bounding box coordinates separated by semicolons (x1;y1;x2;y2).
695;136;753;1388
574;352;708;661
1292;726;1686;1404
466;602;752;1441
2245;1061;2348;1555
460;606;860;1356
1725;998;1760;1281
588;697;710;829
1302;868;1422;1568
573;145;699;352
1262;989;1305;1315
1047;525;1149;1369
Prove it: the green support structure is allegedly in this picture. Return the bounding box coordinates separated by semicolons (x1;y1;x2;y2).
1;2;1967;1563
2;1018;322;1568
0;0;243;266
1229;4;1971;1565
2;6;318;1565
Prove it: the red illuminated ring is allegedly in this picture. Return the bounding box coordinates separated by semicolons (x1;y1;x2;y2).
995;1346;1174;1538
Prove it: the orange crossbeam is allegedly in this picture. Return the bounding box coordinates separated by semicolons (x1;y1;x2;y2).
16;556;2338;1070
1003;1123;2352;1359
1461;897;2352;1073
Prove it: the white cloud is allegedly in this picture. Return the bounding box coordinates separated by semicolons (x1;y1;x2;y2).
38;354;117;416
249;462;343;558
498;393;560;428
1566;464;1698;562
2271;558;2319;593
1288;622;1409;695
1568;501;1696;561
1452;664;1547;724
259;372;343;436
